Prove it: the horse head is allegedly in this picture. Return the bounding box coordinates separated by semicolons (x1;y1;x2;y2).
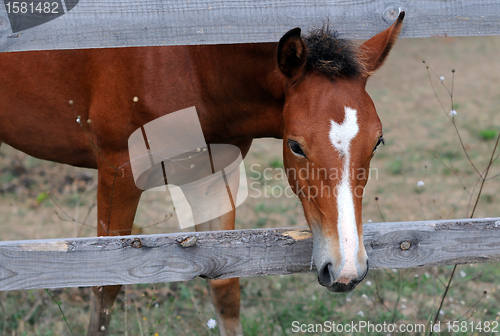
278;12;404;292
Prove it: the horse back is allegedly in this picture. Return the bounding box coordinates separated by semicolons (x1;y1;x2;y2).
0;46;205;168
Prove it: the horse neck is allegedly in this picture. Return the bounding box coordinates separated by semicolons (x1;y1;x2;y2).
188;43;286;142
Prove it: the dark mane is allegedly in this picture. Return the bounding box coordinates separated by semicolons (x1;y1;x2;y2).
303;26;365;78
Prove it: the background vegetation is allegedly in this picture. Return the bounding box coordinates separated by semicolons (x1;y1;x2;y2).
1;35;500;335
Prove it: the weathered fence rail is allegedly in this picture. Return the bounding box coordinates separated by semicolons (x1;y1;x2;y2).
1;217;500;291
0;0;499;53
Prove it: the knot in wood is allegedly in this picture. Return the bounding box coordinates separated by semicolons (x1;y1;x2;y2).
0;17;8;28
132;238;142;248
400;241;411;250
178;236;197;247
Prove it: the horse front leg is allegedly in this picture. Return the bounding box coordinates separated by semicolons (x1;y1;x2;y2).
196;210;243;336
88;158;142;336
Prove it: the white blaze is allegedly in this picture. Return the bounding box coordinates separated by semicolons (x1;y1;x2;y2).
328;106;359;282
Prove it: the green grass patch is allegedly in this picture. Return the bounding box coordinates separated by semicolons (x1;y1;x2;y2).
388;157;403;175
479;129;498;141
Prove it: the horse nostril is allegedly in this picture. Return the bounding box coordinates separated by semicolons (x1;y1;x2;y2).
318;263;334;287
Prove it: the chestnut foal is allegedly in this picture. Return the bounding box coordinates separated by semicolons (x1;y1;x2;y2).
0;12;404;335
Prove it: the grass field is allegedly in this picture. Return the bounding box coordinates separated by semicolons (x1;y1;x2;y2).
2;35;500;335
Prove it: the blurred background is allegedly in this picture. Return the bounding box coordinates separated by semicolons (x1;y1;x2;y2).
1;35;500;335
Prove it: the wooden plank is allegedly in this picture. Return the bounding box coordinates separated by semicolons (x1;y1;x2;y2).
1;217;500;291
0;0;499;53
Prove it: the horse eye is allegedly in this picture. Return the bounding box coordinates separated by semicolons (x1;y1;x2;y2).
288;140;306;157
373;136;385;153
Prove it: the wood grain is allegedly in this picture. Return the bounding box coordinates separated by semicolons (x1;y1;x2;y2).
0;0;499;53
1;217;500;290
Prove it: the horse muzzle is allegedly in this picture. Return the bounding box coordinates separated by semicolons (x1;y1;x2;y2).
317;259;369;293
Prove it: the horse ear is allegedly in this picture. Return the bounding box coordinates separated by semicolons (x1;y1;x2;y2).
360;11;405;75
277;28;307;78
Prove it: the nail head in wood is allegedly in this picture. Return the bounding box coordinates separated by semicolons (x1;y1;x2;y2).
400;241;411;250
382;6;400;23
132;238;142;248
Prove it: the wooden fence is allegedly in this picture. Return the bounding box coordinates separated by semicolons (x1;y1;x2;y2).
0;0;499;53
1;218;500;291
1;0;500;291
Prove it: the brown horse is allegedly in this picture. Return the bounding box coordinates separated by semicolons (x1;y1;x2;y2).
0;12;404;336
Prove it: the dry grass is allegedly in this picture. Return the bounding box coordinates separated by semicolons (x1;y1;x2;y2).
2;35;500;335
